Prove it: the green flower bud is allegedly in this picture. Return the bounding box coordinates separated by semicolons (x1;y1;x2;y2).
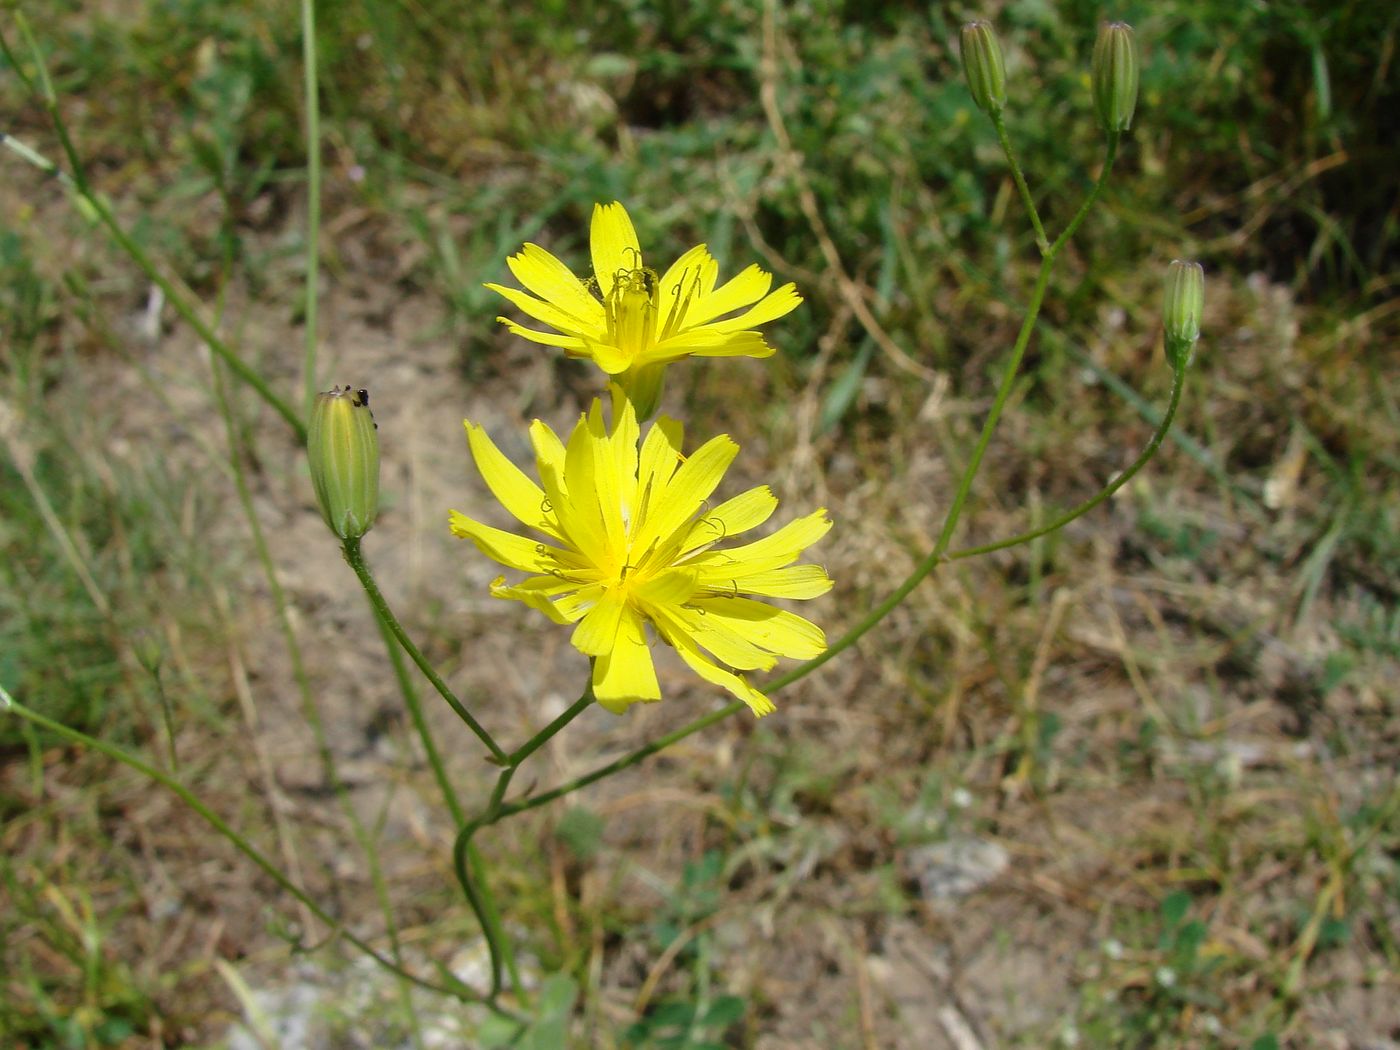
1162;260;1204;368
1092;22;1139;132
960;21;1007;116
132;630;164;676
308;386;380;540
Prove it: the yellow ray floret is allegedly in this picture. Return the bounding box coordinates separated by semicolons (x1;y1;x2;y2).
485;202;802;417
450;396;832;716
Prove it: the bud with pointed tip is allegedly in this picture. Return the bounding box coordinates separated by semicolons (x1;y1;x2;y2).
1092;22;1139;132
1162;260;1204;368
960;21;1007;116
308;386;380;540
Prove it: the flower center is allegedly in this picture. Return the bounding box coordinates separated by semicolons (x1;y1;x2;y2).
605;267;658;364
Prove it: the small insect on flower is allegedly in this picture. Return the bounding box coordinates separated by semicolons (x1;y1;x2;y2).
485;202;802;419
449;394;832;715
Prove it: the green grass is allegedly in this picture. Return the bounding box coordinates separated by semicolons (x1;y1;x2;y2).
2;0;1397;1045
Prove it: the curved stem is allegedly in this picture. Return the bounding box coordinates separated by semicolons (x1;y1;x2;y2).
949;361;1186;561
992;111;1049;254
452;687;596;999
343;538;508;765
372;612;467;829
0;691;456;1000
496;699;742;823
1052;131;1120;254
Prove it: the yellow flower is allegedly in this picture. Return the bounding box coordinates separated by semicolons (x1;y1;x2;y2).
450;395;831;716
485;202;802;418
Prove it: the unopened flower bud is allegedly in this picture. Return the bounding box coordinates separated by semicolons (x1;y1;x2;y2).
308;386;380;540
1162;260;1204;367
133;630;164;675
960;21;1008;116
1092;22;1139;132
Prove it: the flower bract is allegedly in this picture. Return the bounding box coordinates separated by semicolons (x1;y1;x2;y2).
485;202;802;418
449;396;831;715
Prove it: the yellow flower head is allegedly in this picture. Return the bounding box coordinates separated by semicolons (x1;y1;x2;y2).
485;202;802;418
450;395;831;716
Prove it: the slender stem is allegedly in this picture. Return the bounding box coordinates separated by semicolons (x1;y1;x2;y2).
150;669;179;773
509;688;596;766
342;538;507;764
949;362;1187;560
90;194;305;440
371;612;466;829
992;111;1049;254
451;687;596;999
300;0;322;421
1052;132;1120;254
496;699;742;822
0;691;456;1000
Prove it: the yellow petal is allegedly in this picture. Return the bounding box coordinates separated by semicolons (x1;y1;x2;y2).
632;567;698;610
580;338;633;375
592;608;660;711
700;508;831;569
583;400;627;552
642;329;773;366
706;283;803;333
496;317;587;351
529;419;568;492
554;582;605;622
637;417;685;519
663;604;776;671
556;404;611;559
487;283;595;338
632;433;738;553
449;510;561;573
662;625;775;716
691;597;827;659
464;421;559;539
606;392;641;517
686;333;776;360
655;243;717;332
681;485;777;552
591;202;641;301
700;564;833;599
504;244;605;327
489;576;577;625
571;589;625;657
685;263;772;327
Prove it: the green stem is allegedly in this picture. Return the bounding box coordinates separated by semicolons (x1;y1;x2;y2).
992;111;1049;254
495;699;741;823
1052;132;1120;254
342;538;507;765
300;0;322;421
151;669;179;773
452;687;596;999
0;690;455;1000
372;612;467;829
949;361;1187;560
